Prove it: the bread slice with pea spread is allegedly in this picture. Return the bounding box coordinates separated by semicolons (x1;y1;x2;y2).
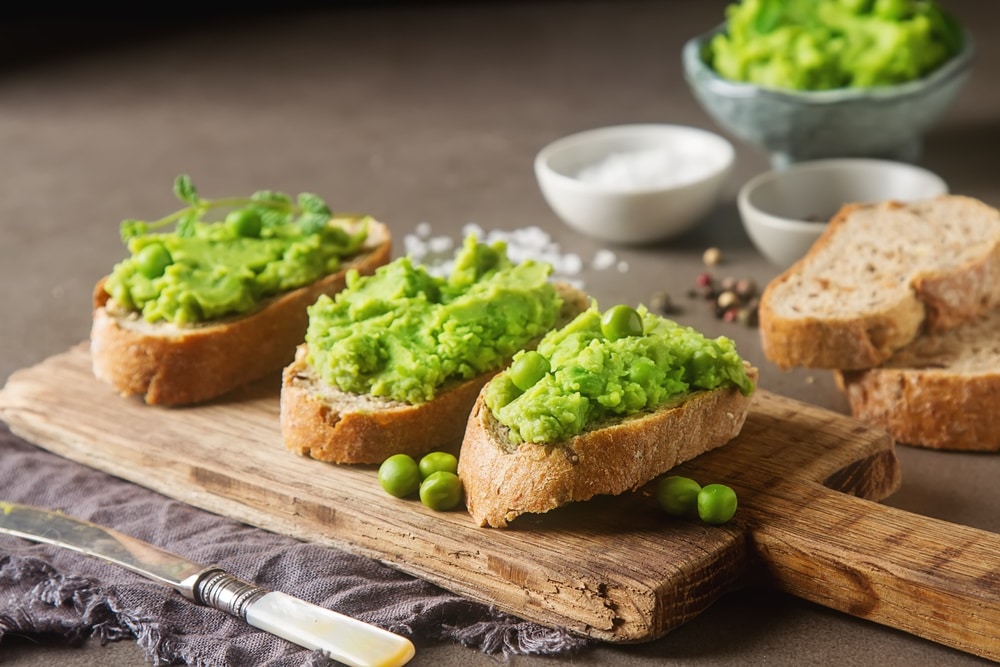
458;304;758;528
280;238;591;465
758;195;1000;370
90;178;392;406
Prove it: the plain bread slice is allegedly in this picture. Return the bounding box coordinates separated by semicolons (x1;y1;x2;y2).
835;308;1000;451
759;195;1000;370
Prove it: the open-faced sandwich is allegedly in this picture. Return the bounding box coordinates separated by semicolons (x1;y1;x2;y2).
280;234;590;464
458;302;758;528
91;175;392;406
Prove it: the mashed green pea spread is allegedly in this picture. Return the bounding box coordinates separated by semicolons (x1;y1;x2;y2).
708;0;963;90
305;235;563;405
104;176;368;325
485;305;755;445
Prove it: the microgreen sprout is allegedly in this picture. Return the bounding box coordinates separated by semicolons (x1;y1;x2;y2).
119;174;339;242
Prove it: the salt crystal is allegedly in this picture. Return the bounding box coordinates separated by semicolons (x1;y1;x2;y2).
403;234;428;259
592;249;617;270
428;235;454;254
463;222;485;238
560;253;583;275
403;223;630;288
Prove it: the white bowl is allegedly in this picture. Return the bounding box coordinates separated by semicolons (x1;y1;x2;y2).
738;158;949;269
534;124;734;244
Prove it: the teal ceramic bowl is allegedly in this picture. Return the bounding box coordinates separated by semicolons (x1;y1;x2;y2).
682;25;975;168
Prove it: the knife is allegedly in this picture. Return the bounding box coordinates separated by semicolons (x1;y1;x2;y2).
0;501;415;667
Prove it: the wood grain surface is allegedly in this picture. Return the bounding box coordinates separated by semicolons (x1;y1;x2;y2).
1;343;998;661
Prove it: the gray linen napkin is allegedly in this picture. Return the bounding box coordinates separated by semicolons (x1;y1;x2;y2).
0;424;590;666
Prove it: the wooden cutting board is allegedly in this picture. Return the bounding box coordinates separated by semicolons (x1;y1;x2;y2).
1;343;998;662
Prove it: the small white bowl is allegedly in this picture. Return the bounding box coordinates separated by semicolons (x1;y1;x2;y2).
738;158;949;269
534;124;734;244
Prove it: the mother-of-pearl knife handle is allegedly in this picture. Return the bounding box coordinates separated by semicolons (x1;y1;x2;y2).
195;569;415;667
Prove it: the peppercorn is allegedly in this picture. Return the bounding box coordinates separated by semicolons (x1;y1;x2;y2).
716;290;740;310
735;277;758;299
703;247;722;267
650;290;677;315
736;306;758;327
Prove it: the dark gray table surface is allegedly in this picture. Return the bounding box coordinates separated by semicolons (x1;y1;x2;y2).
1;2;998;665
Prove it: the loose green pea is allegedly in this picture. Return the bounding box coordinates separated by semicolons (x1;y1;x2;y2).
655;475;702;516
418;451;458;479
509;350;550;391
135;242;173;279
697;483;738;524
226;208;262;237
377;454;421;498
419;471;463;511
601;304;643;341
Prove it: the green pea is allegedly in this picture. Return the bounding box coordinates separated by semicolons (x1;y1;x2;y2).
600;304;643;341
226;208;262;237
509;350;550;391
135;242;173;279
655;475;702;516
418;451;458;479
697;483;738;524
377;454;421;498
419;471;463;511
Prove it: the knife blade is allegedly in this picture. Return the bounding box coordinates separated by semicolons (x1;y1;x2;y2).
0;501;415;667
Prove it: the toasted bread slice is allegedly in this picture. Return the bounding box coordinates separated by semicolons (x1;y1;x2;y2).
280;282;591;464
835;308;1000;451
759;195;1000;370
91;218;392;406
459;363;758;528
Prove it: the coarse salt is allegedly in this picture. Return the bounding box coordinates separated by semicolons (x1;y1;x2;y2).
575;147;716;190
402;223;628;290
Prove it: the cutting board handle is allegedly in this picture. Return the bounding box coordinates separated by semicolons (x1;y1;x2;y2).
750;479;1000;662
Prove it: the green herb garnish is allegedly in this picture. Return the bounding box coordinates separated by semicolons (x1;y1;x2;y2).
120;174;338;242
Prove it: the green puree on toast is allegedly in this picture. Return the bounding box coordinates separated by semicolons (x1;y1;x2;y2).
485;304;755;445
104;175;369;325
305;235;564;405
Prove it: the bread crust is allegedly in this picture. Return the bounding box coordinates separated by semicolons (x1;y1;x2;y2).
836;368;1000;451
279;282;592;464
759;196;1000;370
834;306;1000;452
281;348;494;463
459;365;759;528
90;219;392;406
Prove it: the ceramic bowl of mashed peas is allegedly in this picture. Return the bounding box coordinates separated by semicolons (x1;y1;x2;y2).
682;0;974;168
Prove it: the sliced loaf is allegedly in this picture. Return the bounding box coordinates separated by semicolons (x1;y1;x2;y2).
759;195;1000;370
